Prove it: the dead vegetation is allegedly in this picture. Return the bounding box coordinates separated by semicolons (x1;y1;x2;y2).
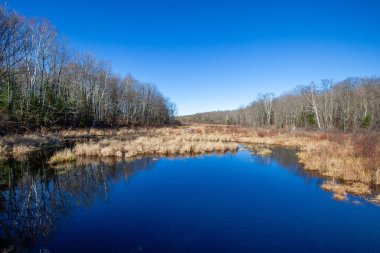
297;132;380;187
72;132;239;159
321;180;372;201
52;124;379;179
3;124;379;200
366;194;380;205
49;148;76;165
0;134;62;157
255;147;273;156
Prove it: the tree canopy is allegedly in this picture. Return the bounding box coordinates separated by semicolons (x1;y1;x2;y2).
0;6;176;133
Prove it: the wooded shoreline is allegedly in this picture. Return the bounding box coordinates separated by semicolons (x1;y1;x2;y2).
0;6;176;135
179;77;380;132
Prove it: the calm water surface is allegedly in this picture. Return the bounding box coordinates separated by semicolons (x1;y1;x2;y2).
1;147;380;252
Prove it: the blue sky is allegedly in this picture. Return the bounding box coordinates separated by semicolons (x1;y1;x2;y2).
8;0;380;115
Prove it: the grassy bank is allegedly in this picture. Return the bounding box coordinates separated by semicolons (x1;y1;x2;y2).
2;124;379;201
0;134;62;159
66;124;379;200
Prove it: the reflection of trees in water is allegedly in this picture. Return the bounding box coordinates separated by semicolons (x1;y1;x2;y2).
255;146;317;182
0;156;155;252
58;157;154;206
0;158;61;253
0;148;327;252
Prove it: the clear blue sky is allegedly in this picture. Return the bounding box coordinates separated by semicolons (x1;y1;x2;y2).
8;0;380;115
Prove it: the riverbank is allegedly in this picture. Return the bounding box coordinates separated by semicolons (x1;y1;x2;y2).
1;124;379;201
0;134;62;159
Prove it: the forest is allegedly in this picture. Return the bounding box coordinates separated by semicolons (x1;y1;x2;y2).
0;6;176;134
179;78;380;131
2;4;379;135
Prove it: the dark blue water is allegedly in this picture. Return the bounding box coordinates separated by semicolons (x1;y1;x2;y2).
1;147;380;253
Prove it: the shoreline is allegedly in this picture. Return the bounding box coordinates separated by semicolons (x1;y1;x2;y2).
1;124;379;201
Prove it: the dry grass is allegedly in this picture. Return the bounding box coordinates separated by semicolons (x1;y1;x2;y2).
297;133;380;185
366;194;380;205
72;133;239;159
333;191;348;201
49;148;76;165
60;125;379;192
0;134;62;156
4;124;380;199
12;144;37;156
321;181;348;201
321;180;372;201
255;147;273;156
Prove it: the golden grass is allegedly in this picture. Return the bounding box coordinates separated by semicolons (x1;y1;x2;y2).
255;147;272;156
49;148;76;165
297;135;379;185
4;124;380;199
59;125;379;189
366;194;380;205
72;134;239;158
0;134;62;156
12;144;37;156
333;191;348;201
321;180;348;201
321;180;372;201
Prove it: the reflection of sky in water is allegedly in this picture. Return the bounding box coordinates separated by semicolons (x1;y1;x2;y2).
1;148;380;253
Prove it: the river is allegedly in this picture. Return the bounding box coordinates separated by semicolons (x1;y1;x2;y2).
1;147;379;252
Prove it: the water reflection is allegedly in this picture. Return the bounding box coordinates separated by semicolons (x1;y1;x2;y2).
0;156;156;252
1;147;372;253
252;147;303;174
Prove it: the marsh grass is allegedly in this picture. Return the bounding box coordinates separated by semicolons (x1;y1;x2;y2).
49;148;76;165
255;147;273;156
366;194;380;205
12;144;37;156
297;133;379;185
72;134;239;158
0;134;62;156
321;180;372;201
3;124;379;199
57;125;379;190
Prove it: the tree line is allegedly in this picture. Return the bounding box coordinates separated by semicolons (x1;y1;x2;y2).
180;78;380;131
0;6;176;133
